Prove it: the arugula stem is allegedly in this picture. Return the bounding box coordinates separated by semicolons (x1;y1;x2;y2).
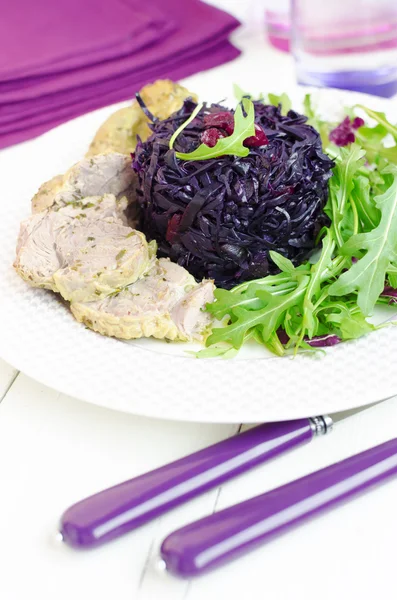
262;331;285;356
350;197;360;236
231;273;292;294
169;103;203;150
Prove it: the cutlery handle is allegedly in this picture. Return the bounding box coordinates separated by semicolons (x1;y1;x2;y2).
60;417;324;548
161;438;397;577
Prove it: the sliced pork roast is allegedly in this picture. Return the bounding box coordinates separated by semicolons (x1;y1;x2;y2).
71;258;214;342
31;152;136;215
53;221;155;303
15;79;214;343
56;193;129;224
14;211;66;291
14;202;155;301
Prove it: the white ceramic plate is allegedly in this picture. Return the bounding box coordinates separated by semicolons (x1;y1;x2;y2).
1;84;397;423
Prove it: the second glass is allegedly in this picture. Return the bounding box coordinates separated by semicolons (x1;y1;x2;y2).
292;0;397;97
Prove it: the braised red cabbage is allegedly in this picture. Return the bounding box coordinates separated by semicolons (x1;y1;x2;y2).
133;100;334;288
381;286;397;303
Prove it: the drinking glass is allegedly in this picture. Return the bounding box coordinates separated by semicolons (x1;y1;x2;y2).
291;0;397;97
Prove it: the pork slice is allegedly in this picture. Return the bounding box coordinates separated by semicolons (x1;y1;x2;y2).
70;258;214;342
63;153;134;201
14;211;68;290
53;222;155;303
31;174;64;214
57;193;129;225
171;282;215;340
31;152;136;215
15;209;154;301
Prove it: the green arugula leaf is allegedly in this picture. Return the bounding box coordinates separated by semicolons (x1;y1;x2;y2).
169;103;203;150
302;94;330;148
269;251;295;274
320;301;375;340
357;123;388;144
387;266;397;289
376;147;397;165
206;276;299;322
303;94;316;121
368;166;389;191
233;84;264;102
317;300;352;323
329;169;397;315
352;175;381;230
206;287;265;320
325;144;366;247
295;231;335;343
267;92;292;116
354;121;397;165
389;275;397;288
338;312;375;340
174;98;256;161
207;277;309;349
256;277;310;342
355;105;397;142
253;328;285;356
339;202;356;241
233;83;251;101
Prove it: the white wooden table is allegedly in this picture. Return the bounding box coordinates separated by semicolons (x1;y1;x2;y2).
1;3;397;598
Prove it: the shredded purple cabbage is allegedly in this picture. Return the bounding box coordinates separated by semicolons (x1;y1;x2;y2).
329;116;365;147
381;286;397;303
277;328;341;348
306;334;341;348
133;100;334;288
277;327;290;345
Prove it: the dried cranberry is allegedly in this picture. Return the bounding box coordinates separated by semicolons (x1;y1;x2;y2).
203;111;234;135
166;213;182;243
201;127;226;148
244;124;269;148
203;110;268;148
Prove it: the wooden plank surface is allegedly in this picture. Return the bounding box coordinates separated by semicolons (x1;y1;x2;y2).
1;361;397;600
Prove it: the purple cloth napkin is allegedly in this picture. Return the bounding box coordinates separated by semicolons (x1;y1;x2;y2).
0;0;173;80
0;0;241;149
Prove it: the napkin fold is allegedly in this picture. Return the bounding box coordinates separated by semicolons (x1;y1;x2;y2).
0;0;241;149
0;0;173;80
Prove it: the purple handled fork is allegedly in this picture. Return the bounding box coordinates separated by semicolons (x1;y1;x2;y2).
60;416;332;548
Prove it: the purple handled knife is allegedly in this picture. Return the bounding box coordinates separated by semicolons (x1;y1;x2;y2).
60;415;332;549
161;438;397;577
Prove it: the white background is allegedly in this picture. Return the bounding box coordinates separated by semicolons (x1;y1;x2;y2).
1;2;397;598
